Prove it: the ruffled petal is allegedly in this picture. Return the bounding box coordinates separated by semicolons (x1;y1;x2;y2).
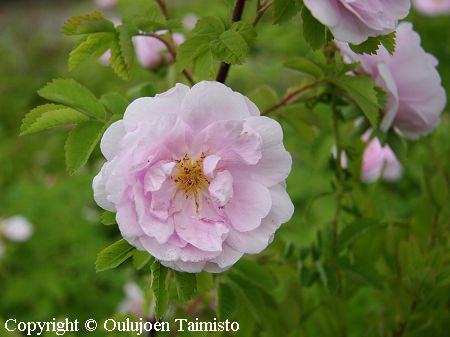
181;81;253;131
224;180;272;232
100;120;126;160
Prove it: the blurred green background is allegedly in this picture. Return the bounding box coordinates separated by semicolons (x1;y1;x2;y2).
0;1;449;336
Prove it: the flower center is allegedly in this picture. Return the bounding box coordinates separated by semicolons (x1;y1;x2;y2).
172;153;210;207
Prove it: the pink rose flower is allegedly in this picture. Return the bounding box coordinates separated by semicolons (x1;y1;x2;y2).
361;135;403;183
93;81;294;273
133;32;185;70
339;23;447;139
303;0;411;44
414;0;450;15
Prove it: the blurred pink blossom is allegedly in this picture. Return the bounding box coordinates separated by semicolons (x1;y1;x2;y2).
117;282;149;316
133;32;185;70
413;0;450;15
1;216;34;242
361;133;403;183
95;0;117;9
303;0;410;44
182;14;199;30
339;22;446;139
93;81;293;273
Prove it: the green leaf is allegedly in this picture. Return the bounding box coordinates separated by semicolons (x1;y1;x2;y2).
175;17;225;73
337;219;385;253
110;25;134;80
20;104;88;135
334;75;380;127
217;282;237;320
211;30;248;65
429;174;448;209
273;0;301;24
151;261;169;320
333;257;384;289
100;211;116;226
68;33;114;71
276;103;321;128
63;11;115;35
302;7;331;50
247;85;279;112
133;17;181;32
193;50;216;80
233;259;276;291
350;32;396;55
100;92;129;116
196;272;213;293
230;21;257;45
96;239;135;272
386;131;407;164
38;78;105;119
375;86;388;108
132;250;153;270
228;273;277;324
285;57;324;79
176;36;211;73
174;272;197;302
192;16;226;38
65;121;106;174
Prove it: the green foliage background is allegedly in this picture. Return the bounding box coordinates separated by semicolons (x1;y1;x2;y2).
0;1;449;336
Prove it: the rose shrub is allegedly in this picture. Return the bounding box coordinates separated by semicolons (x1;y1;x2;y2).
93;81;294;272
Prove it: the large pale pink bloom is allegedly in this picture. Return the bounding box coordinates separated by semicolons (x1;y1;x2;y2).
414;0;450;15
133;32;185;70
340;23;446;139
93;81;294;273
303;0;410;44
361;135;403;183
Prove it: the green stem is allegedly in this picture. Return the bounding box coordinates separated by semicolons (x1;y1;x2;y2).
253;0;272;27
216;0;247;83
331;90;344;294
262;81;322;115
139;33;195;86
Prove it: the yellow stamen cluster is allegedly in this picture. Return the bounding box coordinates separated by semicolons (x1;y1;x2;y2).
172;153;210;212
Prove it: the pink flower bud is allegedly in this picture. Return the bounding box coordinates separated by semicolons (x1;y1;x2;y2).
133;32;185;70
361;134;403;183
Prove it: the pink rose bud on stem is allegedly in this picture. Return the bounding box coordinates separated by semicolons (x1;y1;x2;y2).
303;0;411;44
361;133;403;183
133;32;185;70
93;81;294;273
413;0;450;15
339;23;447;139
